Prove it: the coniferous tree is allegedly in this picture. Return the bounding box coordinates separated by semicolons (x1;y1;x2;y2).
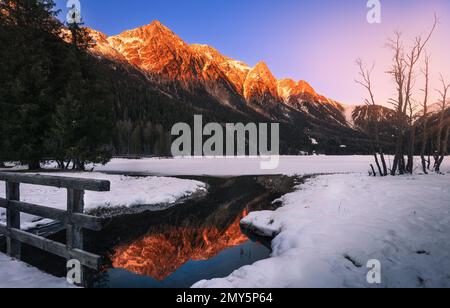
0;0;61;169
46;14;114;170
1;0;113;170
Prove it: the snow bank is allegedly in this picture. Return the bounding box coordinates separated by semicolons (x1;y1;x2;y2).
0;253;74;288
93;156;450;176
0;173;207;230
193;174;450;288
241;211;281;238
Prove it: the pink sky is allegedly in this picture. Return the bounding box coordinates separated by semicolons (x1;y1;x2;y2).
296;1;450;107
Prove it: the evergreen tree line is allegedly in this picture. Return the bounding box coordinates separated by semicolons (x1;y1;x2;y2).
0;0;113;170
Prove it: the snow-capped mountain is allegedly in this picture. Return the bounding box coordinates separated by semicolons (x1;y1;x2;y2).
190;44;251;94
243;61;279;106
86;21;347;123
75;20;373;155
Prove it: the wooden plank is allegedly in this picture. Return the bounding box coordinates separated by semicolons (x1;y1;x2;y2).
69;249;103;271
0;198;104;231
67;189;86;285
0;225;101;270
66;189;85;250
7;199;66;221
70;213;106;231
6;182;21;259
0;173;110;192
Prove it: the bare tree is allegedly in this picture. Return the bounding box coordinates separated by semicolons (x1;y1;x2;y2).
355;59;388;176
387;16;438;175
386;31;408;175
420;55;431;174
406;98;420;173
434;74;450;172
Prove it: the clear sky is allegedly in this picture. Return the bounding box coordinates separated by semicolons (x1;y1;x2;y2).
55;0;450;106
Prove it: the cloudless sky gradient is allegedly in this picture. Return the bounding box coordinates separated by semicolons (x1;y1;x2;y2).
55;0;450;106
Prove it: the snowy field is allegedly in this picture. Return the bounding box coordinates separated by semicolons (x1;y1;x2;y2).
194;173;450;288
0;254;74;288
1;156;449;288
92;156;450;176
0;172;206;230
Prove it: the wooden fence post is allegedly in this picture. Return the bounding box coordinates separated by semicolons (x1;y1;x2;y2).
0;173;110;285
6;182;21;259
67;188;85;286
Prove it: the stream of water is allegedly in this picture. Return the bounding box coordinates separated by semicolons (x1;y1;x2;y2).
1;175;298;288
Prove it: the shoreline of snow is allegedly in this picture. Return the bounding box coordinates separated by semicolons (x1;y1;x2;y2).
91;156;450;177
2;156;449;177
193;173;450;288
0;172;207;230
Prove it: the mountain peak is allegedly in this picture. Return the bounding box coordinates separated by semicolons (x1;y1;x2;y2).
250;61;276;80
254;61;270;71
149;20;164;27
297;80;316;95
143;20;173;33
90;21;342;113
109;19;180;44
244;61;278;104
106;20;189;73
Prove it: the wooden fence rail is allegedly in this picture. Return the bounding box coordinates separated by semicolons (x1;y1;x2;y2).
0;172;111;283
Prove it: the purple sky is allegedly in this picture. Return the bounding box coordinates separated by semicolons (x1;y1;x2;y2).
56;0;450;106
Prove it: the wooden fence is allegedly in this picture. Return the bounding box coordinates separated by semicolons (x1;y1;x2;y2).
0;173;110;284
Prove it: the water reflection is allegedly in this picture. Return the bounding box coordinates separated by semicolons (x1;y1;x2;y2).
10;176;295;288
102;240;269;288
111;210;249;280
89;176;290;288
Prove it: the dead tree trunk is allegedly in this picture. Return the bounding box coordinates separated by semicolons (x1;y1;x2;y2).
374;153;383;176
434;75;450;172
420;56;431;174
392;132;406;175
435;126;449;173
370;164;377;177
421;152;428;174
355;59;388;176
406;126;416;173
380;151;388;176
391;18;437;175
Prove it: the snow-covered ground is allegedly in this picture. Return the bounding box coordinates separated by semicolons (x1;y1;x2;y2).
2;156;449;177
0;172;206;230
1;156;449;288
193;173;450;288
0;253;74;288
93;156;450;176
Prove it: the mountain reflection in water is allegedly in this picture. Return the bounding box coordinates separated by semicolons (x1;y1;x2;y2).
89;176;295;288
111;209;249;280
8;176;295;288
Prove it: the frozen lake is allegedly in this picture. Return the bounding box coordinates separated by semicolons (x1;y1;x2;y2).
94;156;450;177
